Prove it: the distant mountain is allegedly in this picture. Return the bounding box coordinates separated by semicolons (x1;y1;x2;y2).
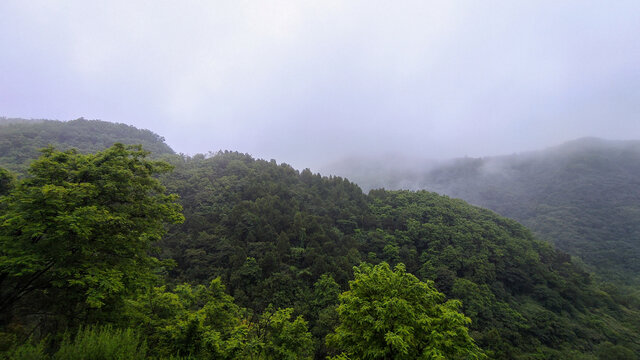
325;138;640;285
320;153;438;191
0;117;174;173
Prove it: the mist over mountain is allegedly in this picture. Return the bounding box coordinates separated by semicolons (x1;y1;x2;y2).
4;118;640;288
2;1;640;358
3;2;640;168
324;137;640;285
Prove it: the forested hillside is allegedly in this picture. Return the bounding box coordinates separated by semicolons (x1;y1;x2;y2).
158;151;640;359
1;121;639;359
0;118;174;173
326;138;640;286
421;138;640;284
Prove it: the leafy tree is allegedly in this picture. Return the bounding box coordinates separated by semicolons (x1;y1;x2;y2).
244;307;313;360
0;167;14;196
327;262;485;360
3;326;147;360
0;144;184;329
310;274;341;358
126;278;247;359
54;325;148;360
125;279;313;360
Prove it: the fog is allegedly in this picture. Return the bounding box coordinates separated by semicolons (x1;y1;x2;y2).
1;1;639;170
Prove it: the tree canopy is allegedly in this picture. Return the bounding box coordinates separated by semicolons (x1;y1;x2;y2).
327;262;485;360
0;144;184;329
0;118;174;173
331;138;640;287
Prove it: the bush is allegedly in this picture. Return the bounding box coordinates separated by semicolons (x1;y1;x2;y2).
54;326;147;360
4;338;48;360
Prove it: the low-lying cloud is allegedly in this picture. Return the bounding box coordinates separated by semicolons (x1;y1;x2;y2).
1;1;639;169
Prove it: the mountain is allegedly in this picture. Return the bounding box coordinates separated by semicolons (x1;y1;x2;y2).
158;151;640;359
325;138;640;286
0;117;174;173
2;121;640;358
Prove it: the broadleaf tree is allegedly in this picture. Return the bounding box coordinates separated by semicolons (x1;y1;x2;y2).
0;167;14;196
327;262;485;360
0;144;184;329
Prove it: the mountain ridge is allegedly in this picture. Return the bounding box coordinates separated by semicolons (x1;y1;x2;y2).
323;136;640;286
0;117;174;173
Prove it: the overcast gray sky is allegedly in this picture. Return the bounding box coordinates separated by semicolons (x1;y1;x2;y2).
1;1;639;169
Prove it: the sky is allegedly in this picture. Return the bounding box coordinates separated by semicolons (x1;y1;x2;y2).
1;1;639;169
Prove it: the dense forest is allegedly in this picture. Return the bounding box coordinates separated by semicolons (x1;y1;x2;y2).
326;138;640;288
1;119;639;359
0;117;174;173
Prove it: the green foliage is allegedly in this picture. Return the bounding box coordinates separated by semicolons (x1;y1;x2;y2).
309;274;341;357
362;190;640;358
0;168;14;196
428;139;640;288
154;151;640;358
341;138;640;287
244;307;313;360
124;278;246;359
125;279;313;359
595;341;636;360
0;118;174;174
327;262;485;360
0;144;183;329
54;326;147;360
159;151;367;312
3;338;48;360
2;326;147;360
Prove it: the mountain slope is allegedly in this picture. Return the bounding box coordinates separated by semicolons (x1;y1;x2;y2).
2;121;639;358
326;138;640;285
159;151;640;359
0;117;174;173
423;138;640;285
